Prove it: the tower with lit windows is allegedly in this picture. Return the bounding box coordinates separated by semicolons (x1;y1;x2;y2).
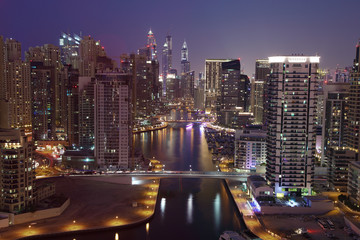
266;55;319;197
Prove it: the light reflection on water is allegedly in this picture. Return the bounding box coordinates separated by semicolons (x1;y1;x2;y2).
45;123;245;240
160;198;166;219
214;193;221;232
186;194;193;224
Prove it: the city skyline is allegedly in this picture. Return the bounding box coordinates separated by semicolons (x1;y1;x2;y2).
1;0;360;76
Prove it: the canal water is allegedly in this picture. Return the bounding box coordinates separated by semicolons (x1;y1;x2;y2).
50;123;245;240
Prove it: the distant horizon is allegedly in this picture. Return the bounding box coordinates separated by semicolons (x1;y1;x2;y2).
1;0;360;76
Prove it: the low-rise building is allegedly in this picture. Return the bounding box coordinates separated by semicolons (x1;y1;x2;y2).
36;181;56;202
62;150;96;170
247;175;273;199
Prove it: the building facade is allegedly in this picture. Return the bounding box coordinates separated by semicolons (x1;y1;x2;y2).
0;128;35;213
252;59;270;124
235;126;266;170
4;38;32;134
346;40;360;159
321;83;349;165
94;73;132;170
205;59;234;112
348;161;360;204
266;56;319;196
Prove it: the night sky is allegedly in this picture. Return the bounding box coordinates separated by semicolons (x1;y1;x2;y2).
1;0;360;76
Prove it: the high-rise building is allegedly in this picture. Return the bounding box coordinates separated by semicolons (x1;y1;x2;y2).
327;147;356;192
181;40;190;74
166;69;180;101
138;29;157;61
64;65;80;146
217;59;250;128
4;38;32;133
235;126;266;170
0;110;35;213
162;35;172;76
119;53;160;118
252;59;270;124
29;62;57;140
26;44;67;140
161;35;172;97
79;36;100;77
0;36;5;101
266;55;320;196
79;76;95;150
205;59;233;112
94;73;132;170
321;83;349;165
348;161;360;204
346;40;360;158
194;77;205;110
59;32;81;68
182;71;195;99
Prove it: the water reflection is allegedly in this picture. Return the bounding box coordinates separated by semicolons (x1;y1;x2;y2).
186;194;193;224
160;198;166;219
214;193;221;231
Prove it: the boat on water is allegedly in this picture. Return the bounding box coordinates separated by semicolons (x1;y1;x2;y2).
219;231;246;240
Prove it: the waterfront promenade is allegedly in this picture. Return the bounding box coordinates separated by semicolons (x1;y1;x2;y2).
0;176;159;240
225;179;280;240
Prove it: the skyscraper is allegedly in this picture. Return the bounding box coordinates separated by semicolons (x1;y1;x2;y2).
147;29;157;61
138;29;157;61
94;73;132;170
346;40;360;159
59;32;81;68
0;36;5;101
4;38;32;133
26;44;67;140
162;35;172;76
181;40;190;74
0;105;35;213
0;128;36;213
79;76;95;150
266;55;319;196
162;35;172;97
217;59;250;128
321;83;349;165
205;59;233;112
252;59;270;124
79;36;100;77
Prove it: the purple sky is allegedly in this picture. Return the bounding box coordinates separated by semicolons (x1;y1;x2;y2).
1;0;360;76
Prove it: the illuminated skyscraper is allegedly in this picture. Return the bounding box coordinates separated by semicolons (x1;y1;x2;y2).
79;76;95;150
181;40;190;74
59;32;81;69
162;35;172;76
79;36;102;77
217;59;251;128
0;36;5;101
4;38;32;133
346;40;360;157
138;29;157;61
320;83;349;165
26;44;67;140
205;59;233;112
266;55;319;196
162;35;172;96
94;73;132;170
0;128;35;213
252;59;270;124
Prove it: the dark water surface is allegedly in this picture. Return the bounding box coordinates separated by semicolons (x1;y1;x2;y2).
48;123;245;240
